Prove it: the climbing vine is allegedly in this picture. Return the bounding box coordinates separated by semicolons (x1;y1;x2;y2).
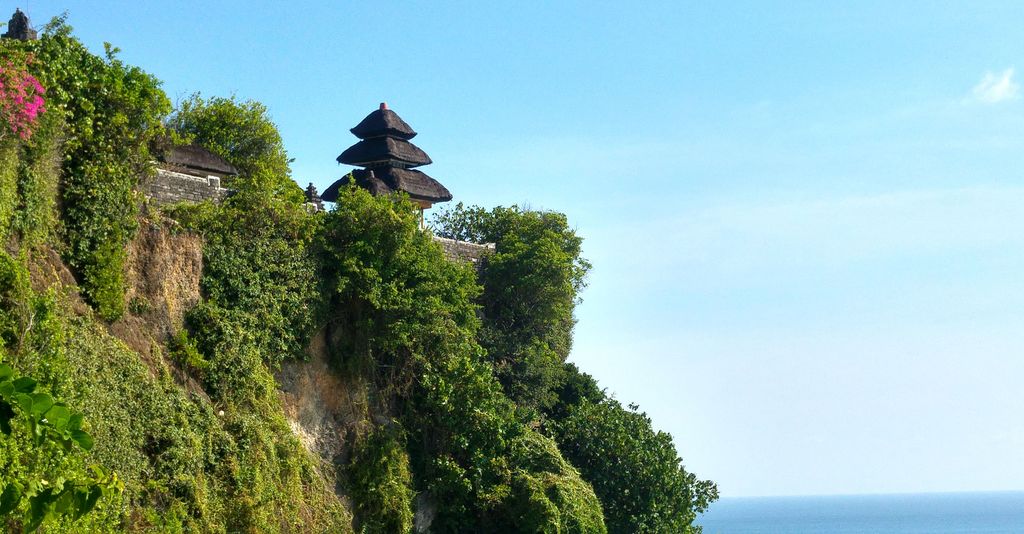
7;16;171;320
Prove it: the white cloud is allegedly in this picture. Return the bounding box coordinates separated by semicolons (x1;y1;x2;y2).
970;68;1019;104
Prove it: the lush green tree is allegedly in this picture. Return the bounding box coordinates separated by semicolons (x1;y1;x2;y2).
552;396;718;534
167;94;303;203
320;186;507;530
431;203;591;413
166;194;322;370
544;362;605;423
322;187;606;532
163;92;321;401
489;432;606;533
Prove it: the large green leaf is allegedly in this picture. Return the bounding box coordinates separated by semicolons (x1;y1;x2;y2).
78;486;102;519
0;364;12;380
67;413;84;431
26;488;54;533
0;483;21;515
44;404;71;430
30;393;54;417
14;393;32;412
71;429;94;451
12;376;36;394
53;489;74;514
0;401;13;435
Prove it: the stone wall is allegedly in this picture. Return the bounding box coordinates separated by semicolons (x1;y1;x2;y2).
433;236;494;265
146;168;229;204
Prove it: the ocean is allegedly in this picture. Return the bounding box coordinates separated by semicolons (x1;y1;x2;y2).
696;492;1024;533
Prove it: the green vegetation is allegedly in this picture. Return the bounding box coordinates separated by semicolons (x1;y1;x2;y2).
551;386;719;533
319;185;594;532
15;16;171;320
433;207;718;532
432;204;590;413
0;359;120;533
167;94;303;203
349;424;415;533
0;15;714;533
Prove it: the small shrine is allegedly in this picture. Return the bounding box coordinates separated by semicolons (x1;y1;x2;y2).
2;9;37;41
305;183;324;212
147;144;237;204
321;103;452;217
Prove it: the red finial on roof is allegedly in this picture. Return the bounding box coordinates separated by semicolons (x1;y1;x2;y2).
380;102;388;110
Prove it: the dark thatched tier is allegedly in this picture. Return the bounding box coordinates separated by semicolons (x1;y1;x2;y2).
350;108;417;140
158;144;238;176
320;167;452;204
337;137;432;168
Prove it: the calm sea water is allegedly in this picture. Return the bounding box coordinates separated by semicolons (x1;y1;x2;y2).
696;492;1024;533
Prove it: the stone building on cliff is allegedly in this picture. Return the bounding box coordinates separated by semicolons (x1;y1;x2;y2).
146;144;236;204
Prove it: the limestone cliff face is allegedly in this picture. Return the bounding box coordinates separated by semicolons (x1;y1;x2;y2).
99;217;208;403
124;219;203;339
26;215;203;362
108;218;367;497
276;328;443;532
277;327;373;468
89;216;439;529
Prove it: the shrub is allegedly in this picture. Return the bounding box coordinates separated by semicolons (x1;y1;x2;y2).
552;398;718;534
431;203;591;413
321;186;606;532
349;424;415;533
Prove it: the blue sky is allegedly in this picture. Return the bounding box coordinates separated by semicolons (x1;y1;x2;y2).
12;1;1024;497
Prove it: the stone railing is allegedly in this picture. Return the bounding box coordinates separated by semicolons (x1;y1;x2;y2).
433;236;494;265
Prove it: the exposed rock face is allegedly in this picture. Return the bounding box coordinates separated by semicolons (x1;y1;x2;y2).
414;493;437;533
122;219;203;342
109;217;206;400
278;328;365;467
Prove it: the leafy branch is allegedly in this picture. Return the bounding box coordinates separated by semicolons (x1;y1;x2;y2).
0;363;122;532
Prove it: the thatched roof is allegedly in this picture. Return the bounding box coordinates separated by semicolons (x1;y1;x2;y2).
158;144;238;176
330;104;452;205
321;167;452;204
337;137;432;168
350;107;417;140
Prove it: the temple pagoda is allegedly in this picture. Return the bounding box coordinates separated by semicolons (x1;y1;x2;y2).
321;103;452;213
2;9;37;41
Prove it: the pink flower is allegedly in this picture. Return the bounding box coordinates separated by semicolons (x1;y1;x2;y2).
0;59;46;140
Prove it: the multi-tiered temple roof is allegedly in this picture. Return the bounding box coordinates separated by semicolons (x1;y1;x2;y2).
321;103;452;208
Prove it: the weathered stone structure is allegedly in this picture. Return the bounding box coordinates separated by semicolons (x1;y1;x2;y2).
305;183;324;212
433;236;494;265
146;144;236;204
147;169;230;204
2;9;37;41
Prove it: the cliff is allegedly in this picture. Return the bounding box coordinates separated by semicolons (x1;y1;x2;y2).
0;17;714;534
